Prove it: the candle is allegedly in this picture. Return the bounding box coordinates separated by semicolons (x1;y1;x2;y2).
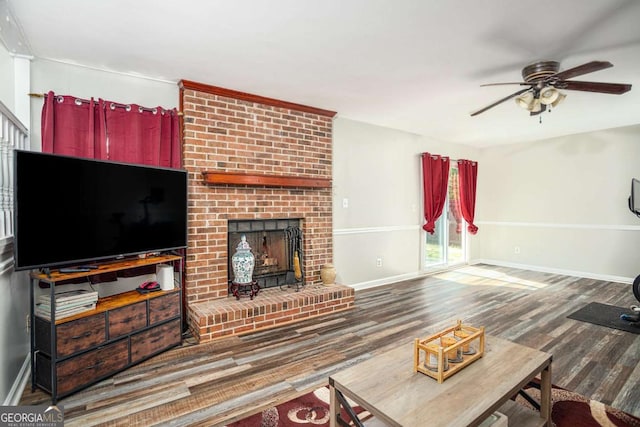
425;343;448;371
454;330;475;355
441;336;462;362
454;330;470;352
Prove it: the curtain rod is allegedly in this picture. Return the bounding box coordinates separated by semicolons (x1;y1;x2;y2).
420;153;477;164
420;153;460;162
28;93;183;116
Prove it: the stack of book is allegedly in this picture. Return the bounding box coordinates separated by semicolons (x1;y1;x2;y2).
35;289;99;320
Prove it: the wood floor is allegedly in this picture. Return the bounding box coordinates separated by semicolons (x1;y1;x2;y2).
19;264;640;426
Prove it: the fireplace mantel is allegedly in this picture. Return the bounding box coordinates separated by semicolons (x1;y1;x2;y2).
202;171;332;189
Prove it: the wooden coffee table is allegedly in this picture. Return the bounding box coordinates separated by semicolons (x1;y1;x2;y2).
329;335;551;426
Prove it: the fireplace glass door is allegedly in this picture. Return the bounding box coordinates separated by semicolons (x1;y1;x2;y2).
227;218;302;289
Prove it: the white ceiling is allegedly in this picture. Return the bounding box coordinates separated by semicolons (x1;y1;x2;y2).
4;0;640;147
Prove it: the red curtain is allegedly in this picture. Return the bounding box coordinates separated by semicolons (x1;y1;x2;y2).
105;103;181;168
41;91;181;168
421;153;450;234
457;159;479;234
41;92;107;159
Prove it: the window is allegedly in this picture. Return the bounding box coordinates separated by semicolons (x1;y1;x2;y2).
424;164;466;268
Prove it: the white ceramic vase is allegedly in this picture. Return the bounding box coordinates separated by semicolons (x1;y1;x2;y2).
231;235;255;284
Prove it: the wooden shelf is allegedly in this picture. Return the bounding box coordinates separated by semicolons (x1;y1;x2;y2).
499;399;547;427
202;171;332;189
46;289;180;325
31;255;182;283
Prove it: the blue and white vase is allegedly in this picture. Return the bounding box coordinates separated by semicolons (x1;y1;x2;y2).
231;235;255;284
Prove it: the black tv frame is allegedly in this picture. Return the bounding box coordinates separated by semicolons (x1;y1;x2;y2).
13;150;188;271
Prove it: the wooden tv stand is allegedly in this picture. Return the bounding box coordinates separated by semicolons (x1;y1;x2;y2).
29;255;183;403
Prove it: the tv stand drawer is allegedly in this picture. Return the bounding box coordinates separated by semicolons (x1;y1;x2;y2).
131;318;181;364
149;292;180;325
36;339;129;396
109;301;147;339
35;313;106;358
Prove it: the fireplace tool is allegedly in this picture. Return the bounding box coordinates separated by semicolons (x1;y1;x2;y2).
282;226;305;291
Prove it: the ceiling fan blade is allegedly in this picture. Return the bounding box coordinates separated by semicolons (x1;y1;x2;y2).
480;82;536;87
553;61;613;80
555;80;632;94
470;88;531;117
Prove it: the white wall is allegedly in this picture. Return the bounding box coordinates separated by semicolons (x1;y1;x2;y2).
332;118;479;288
0;42;14;110
473;125;640;281
0;263;30;405
334;119;640;286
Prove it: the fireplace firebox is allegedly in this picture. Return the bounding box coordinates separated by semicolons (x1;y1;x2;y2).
227;219;303;292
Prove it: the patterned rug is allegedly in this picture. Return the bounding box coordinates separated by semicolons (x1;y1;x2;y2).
225;386;370;426
226;383;640;427
516;382;640;427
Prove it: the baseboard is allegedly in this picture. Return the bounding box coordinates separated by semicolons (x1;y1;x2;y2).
3;353;30;406
349;260;634;292
471;259;633;285
350;272;421;291
349;266;458;291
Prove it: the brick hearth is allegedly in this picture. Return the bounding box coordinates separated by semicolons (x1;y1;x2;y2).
179;81;355;342
188;284;354;341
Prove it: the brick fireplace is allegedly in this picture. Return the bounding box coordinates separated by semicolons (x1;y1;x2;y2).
228;218;303;289
179;81;355;342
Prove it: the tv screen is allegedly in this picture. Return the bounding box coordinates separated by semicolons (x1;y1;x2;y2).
14;150;188;271
630;178;640;218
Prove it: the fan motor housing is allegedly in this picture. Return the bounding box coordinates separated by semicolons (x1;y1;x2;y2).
522;61;560;82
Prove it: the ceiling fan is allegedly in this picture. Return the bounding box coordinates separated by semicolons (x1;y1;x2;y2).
470;60;632;117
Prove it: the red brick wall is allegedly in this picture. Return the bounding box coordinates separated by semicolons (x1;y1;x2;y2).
179;82;335;306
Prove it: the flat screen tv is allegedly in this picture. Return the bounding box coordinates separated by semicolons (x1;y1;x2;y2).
629;178;640;218
14;150;188;271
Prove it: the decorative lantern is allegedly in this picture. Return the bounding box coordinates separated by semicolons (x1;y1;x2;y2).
231;235;255;284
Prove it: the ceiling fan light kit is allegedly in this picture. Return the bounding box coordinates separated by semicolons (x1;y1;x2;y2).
530;100;543;114
551;92;566;108
515;91;534;110
471;60;632;118
514;88;560;114
539;87;560;105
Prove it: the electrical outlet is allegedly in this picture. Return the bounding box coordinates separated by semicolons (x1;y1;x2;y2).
514;246;521;254
342;198;349;208
376;257;383;267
